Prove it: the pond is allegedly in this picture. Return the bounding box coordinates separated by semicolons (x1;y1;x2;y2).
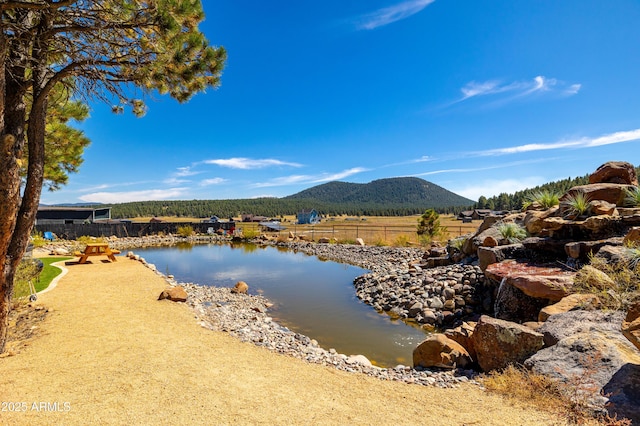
136;243;429;367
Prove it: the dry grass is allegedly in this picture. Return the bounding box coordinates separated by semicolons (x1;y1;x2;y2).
573;256;640;311
482;365;632;425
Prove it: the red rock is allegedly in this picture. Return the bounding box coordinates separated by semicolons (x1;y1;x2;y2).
589;161;638;186
485;260;575;301
471;315;544;372
561;183;636;208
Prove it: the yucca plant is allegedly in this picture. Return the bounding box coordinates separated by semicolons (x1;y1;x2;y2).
561;192;592;219
527;190;561;209
496;222;527;243
624;187;640;207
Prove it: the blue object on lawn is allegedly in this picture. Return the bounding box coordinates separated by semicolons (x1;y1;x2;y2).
43;231;54;241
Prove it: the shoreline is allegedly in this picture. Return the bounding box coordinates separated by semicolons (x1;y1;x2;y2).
109;237;481;387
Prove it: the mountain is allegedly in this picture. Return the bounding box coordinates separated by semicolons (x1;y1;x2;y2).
284;177;474;208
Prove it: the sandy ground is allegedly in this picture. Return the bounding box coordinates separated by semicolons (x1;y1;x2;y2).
0;255;564;425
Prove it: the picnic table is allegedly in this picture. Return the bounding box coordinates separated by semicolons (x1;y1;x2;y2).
74;243;120;264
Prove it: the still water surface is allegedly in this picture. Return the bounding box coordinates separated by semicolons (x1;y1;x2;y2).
136;243;429;367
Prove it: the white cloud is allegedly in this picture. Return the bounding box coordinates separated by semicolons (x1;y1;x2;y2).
356;0;435;30
479;128;640;156
453;177;545;201
311;167;368;183
253;167;368;188
79;188;189;203
455;76;578;105
200;177;226;186
564;83;582;95
203;157;303;169
174;166;199;177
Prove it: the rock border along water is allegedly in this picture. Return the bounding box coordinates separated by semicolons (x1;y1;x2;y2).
52;236;479;387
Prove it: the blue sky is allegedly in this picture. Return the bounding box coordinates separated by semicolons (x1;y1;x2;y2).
41;0;640;205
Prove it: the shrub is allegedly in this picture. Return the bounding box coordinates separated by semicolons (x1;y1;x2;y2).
562;192;592;218
416;209;445;240
496;222;527;243
449;237;466;252
624;186;640;207
176;225;194;237
573;255;640;311
527;190;561;209
393;235;411;247
240;227;260;239
77;235;105;244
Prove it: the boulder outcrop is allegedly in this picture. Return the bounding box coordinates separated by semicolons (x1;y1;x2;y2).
471;315;544;372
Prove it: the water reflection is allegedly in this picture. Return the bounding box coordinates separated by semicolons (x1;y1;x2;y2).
136;243;428;367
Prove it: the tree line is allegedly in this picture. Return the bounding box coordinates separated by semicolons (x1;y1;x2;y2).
107;198;473;219
475;167;640;211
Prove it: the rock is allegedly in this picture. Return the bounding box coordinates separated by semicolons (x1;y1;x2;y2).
623;226;640;245
524;206;560;235
485;260;574;302
574;265;615;291
622;302;640;352
482;236;498;247
494;282;550;323
477;244;527;272
444;321;476;361
471;315;544;372
538;293;600;322
51;247;69;256
521;237;568;259
158;286;188;302
346;354;373;367
318;237;331;243
525;313;640;422
356;238;365;246
589;161;638;186
231;281;249;294
561;183;636;207
564;238;623;260
537;310;624;347
413;334;472;369
590;200;616;216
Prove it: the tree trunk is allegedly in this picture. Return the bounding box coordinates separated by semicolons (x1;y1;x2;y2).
0;24;32;353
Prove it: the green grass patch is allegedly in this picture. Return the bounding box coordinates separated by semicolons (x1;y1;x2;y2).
14;257;71;299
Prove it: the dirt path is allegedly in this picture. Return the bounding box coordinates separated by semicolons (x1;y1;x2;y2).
0;256;563;425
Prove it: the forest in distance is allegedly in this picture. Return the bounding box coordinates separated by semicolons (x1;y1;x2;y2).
87;169;639;220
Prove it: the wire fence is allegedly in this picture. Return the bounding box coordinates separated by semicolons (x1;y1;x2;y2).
239;222;475;245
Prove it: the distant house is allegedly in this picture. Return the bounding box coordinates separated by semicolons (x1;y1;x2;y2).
297;209;320;225
241;214;268;222
457;209;508;222
36;206;111;225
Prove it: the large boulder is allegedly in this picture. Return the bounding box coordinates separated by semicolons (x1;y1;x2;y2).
471;315;544;372
589;161;638;186
485;260;574;302
525;311;640;423
622;302;640;352
561;183;636;207
536;310;624;347
413;334;472;369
